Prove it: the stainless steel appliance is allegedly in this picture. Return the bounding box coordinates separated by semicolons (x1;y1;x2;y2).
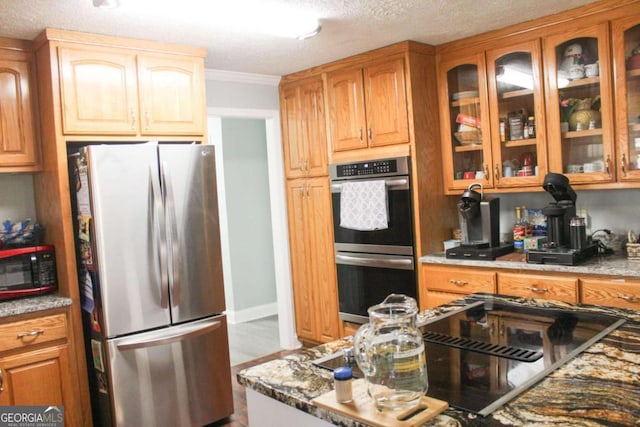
527;173;599;265
330;157;416;324
0;245;57;300
68;142;233;427
446;183;513;260
314;295;625;416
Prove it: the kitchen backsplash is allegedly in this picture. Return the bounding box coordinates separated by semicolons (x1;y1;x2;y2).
3;173;639;252
0;174;37;222
498;189;640;244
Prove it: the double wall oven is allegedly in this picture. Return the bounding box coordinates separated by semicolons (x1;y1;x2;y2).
330;156;416;324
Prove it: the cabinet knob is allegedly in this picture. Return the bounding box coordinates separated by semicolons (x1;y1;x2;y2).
359;128;363;142
483;164;489;181
368;128;372;140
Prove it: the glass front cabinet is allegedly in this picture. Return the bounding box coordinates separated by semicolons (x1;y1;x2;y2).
542;24;615;184
486;40;548;188
613;15;640;182
438;53;493;192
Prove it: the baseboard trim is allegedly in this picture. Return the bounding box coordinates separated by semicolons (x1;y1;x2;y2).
227;302;278;325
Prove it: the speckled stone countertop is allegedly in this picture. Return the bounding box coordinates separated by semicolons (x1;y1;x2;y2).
0;294;73;319
238;294;640;426
420;253;640;278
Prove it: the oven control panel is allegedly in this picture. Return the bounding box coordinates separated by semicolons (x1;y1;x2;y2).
332;157;408;179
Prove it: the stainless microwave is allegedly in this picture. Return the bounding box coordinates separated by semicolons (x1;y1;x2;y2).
0;245;58;301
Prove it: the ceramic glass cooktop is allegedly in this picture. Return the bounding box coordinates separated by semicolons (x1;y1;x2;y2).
314;297;625;416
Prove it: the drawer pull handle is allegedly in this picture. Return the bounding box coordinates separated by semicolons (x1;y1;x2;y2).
0;368;3;392
448;279;468;287
526;286;549;294
618;295;640;303
17;329;45;340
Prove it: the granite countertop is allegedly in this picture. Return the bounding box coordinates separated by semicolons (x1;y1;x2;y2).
420;253;640;278
237;294;640;426
0;294;73;319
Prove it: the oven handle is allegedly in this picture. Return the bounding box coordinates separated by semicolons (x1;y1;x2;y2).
330;177;409;192
335;253;414;270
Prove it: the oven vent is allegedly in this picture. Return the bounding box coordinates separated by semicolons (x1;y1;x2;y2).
422;331;543;363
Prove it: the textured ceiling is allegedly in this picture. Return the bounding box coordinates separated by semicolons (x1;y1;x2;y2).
0;0;599;77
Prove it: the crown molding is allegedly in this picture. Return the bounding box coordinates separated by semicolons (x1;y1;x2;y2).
205;69;281;86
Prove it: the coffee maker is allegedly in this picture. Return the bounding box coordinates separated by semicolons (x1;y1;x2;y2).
527;173;599;265
446;183;514;260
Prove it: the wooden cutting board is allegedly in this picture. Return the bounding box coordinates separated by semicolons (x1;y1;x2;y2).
311;379;448;427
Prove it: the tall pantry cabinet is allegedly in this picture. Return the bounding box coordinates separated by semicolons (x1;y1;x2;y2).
280;77;341;343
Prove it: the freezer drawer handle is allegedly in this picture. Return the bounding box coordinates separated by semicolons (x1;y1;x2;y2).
116;319;222;351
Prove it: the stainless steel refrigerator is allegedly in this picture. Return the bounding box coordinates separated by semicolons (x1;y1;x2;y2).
69;142;233;427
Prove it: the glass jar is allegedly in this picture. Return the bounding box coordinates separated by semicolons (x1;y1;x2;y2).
353;294;428;411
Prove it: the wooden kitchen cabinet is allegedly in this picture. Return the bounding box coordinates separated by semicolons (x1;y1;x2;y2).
542;23;615;184
0;312;79;425
419;264;496;309
0;40;40;171
497;272;578;303
286;177;340;343
486;39;548;188
612;14;640;182
58;44;205;136
438;52;493;192
280;77;328;178
581;277;640;310
327;56;409;153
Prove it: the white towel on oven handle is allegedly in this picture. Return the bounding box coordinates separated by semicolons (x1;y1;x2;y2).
339;180;389;231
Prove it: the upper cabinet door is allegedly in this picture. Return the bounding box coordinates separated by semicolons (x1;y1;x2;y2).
299;79;328;177
281;78;328;178
137;54;205;136
543;24;615;184
364;57;409;147
0;52;39;169
59;46;139;135
612;14;640;182
327;67;367;152
486;40;548;188
438;53;492;192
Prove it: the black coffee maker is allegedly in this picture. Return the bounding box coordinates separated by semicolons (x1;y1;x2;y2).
446;183;514;260
527;173;599;265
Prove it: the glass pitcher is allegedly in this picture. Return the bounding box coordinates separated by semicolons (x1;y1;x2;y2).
353;294;428;411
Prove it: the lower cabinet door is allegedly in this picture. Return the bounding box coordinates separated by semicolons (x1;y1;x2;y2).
0;344;70;409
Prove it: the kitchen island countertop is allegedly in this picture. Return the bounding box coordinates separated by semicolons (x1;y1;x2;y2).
237;294;640;426
420;252;640;278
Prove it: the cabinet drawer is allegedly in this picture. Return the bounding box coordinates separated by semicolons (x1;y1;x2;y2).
581;278;640;310
423;265;496;294
498;272;578;303
0;314;67;352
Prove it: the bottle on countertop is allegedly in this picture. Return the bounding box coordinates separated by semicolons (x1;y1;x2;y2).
513;206;526;253
334;366;353;403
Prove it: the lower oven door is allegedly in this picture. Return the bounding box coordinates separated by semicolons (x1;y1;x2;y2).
335;251;416;324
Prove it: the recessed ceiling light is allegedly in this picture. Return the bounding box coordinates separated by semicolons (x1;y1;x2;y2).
93;0;119;8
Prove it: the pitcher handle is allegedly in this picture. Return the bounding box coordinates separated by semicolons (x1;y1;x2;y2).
353;322;374;376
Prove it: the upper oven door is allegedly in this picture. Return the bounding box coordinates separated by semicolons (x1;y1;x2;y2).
331;176;413;254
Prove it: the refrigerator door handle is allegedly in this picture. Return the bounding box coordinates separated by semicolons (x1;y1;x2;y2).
116;318;222;351
150;166;169;309
161;161;181;306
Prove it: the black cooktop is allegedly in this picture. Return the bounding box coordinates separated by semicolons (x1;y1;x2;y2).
313;297;624;416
